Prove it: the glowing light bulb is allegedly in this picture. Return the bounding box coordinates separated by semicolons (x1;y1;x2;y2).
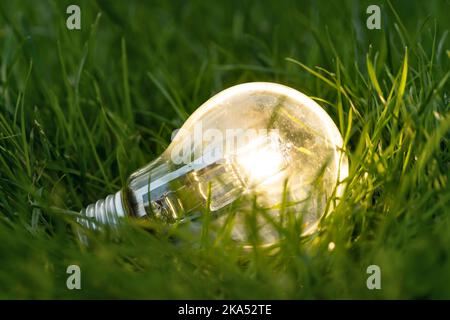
80;82;348;245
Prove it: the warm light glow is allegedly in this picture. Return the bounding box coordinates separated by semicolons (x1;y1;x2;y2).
235;133;286;187
238;147;284;184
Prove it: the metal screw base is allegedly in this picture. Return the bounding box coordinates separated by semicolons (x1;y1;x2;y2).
79;190;126;229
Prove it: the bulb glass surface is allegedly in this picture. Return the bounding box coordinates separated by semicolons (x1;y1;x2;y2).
118;82;348;245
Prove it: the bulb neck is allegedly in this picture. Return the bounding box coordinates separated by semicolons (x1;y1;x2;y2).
80;190;126;229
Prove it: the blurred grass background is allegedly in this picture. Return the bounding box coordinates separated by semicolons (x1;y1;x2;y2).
0;0;449;298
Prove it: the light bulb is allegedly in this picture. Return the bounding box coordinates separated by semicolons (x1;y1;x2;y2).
80;82;348;245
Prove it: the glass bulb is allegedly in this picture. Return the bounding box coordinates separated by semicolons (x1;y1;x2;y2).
81;82;348;245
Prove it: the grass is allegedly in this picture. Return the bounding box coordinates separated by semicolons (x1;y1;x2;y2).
0;0;449;299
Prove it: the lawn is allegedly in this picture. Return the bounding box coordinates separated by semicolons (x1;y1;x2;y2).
0;0;449;299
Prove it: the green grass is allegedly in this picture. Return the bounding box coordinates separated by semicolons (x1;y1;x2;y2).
0;0;449;299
